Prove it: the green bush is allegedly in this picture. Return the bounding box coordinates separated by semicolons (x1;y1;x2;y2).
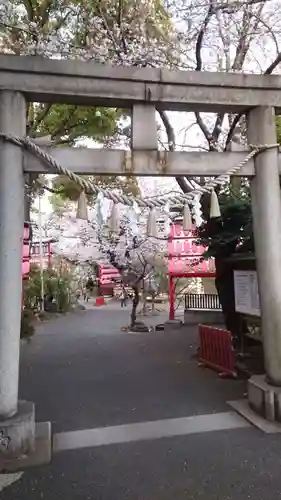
51;275;72;313
23;263;74;313
21;309;35;340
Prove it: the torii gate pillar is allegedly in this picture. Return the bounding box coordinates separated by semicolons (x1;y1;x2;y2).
247;107;281;386
0;91;36;461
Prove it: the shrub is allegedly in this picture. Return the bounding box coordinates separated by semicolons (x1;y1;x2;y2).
21;309;35;340
23;263;74;313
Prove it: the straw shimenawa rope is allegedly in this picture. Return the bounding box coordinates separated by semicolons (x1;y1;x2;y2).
0;133;278;208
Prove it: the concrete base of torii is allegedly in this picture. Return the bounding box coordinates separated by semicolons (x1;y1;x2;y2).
0;401;51;472
248;375;281;422
229;376;281;434
0;401;35;458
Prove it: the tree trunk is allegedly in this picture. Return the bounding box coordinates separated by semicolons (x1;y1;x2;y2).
200;195;246;342
130;285;140;328
215;256;247;345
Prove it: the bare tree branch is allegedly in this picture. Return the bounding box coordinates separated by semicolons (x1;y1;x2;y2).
193;1;220;148
28;103;52;136
195;111;216;149
158;110;192;193
264;51;281;74
225;50;281;147
248;11;280;54
216;0;271;12
195;0;215;71
212;1;265;144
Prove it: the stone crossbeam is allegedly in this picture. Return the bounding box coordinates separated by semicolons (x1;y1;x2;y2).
2;55;281;112
23;147;281;176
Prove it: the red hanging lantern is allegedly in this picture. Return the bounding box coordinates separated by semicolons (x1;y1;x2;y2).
22;222;31;280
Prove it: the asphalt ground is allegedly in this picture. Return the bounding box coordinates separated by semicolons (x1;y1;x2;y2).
18;308;246;432
2;307;279;499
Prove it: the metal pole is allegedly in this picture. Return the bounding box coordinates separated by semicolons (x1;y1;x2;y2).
0;91;26;418
247;106;281;386
38;193;45;311
48;241;52;269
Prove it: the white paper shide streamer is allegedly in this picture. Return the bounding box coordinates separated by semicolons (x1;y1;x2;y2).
162;201;171;237
128;202;140;235
191;195;202;227
76;190;88;220
147;208;157;237
183;202;192;231
96;192;104;225
109;202;120;232
209;189;221;218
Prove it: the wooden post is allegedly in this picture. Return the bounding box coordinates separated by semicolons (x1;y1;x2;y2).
169;276;175;320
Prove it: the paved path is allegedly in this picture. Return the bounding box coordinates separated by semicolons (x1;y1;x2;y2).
1;306;281;499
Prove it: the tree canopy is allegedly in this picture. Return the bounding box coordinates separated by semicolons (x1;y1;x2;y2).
0;0;177;144
197;185;253;258
1;0;178;205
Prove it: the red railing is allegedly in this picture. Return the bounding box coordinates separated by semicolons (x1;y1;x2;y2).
198;325;237;378
98;263;120;295
168;223;215;277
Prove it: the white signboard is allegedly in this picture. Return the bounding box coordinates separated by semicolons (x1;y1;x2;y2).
234;270;260;317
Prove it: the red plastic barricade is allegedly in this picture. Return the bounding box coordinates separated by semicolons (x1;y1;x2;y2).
198;325;237;378
95;297;105;306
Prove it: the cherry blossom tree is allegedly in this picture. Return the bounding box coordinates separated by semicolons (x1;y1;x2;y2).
44;200;169;327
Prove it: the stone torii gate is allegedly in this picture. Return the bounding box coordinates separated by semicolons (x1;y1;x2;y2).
1;55;281;464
